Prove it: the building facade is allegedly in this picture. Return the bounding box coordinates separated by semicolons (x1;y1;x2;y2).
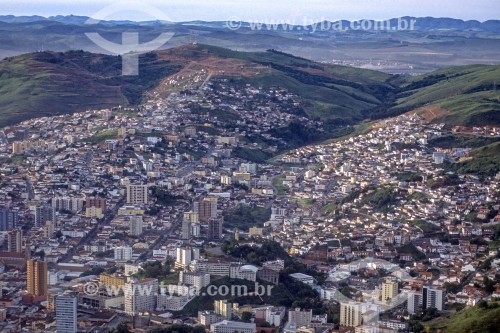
26;259;48;297
124;278;158;315
126;185;148;205
56;295;78;333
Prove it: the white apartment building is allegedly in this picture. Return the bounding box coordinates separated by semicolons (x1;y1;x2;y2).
124;278;158;315
114;246;133;261
179;271;210;289
175;247;200;269
129;215;143;236
56;295;77;333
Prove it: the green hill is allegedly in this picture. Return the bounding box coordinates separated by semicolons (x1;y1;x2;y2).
446;142;500;176
390;64;500;126
0;45;398;127
0;45;498;129
0;50;182;127
199;46;396;123
428;302;500;333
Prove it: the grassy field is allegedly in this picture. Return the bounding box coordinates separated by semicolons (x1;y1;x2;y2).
455;142;500;176
222;205;271;231
428;134;500;149
232;147;273;163
85;129;118;144
272;175;289;195
392;64;500;126
0;50;182;127
427;302;500;333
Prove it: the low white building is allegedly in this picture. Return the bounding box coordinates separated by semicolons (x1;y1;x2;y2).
289;273;315;285
210;320;256;333
179;271;210;290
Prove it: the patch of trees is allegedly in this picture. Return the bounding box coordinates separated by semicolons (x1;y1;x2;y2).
136;259;174;279
360;187;398;211
427;173;462;189
150;324;206;333
222;205;271;231
395;172;423;182
269;121;328;148
232;147;273;163
80;266;105;277
151;187;183;206
222;239;289;265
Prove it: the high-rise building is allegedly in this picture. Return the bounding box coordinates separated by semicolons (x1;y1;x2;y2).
182;211;199;239
423;286;445;311
183;211;199;223
86;197;107;211
56;295;78;333
181;220;191;240
124;278;158;315
7;229;22;252
43;220;55;239
0;209;18;231
35;205;56;227
382;278;399;301
406;290;423;315
208;218;223;241
114;246;133;261
175;247;200;269
340;302;362;327
192;221;201;237
214;299;233;319
129;216;143;236
288;308;312;328
52;197;84;213
126;185;148;205
195;197;217;222
406;286;445;314
26;259;48;297
85;206;103;218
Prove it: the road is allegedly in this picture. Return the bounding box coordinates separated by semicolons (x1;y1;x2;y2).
0;130;8;145
84;151;94;164
58;199;124;263
136;201;191;263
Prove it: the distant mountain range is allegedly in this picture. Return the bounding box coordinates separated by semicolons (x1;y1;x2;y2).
0;15;499;32
1;15;499;74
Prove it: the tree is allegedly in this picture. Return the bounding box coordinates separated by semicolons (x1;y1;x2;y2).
477;300;488;309
241;311;253;322
108;322;131;333
484;277;495;294
81;266;105;277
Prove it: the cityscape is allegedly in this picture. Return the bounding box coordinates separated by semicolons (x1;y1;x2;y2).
0;1;499;333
